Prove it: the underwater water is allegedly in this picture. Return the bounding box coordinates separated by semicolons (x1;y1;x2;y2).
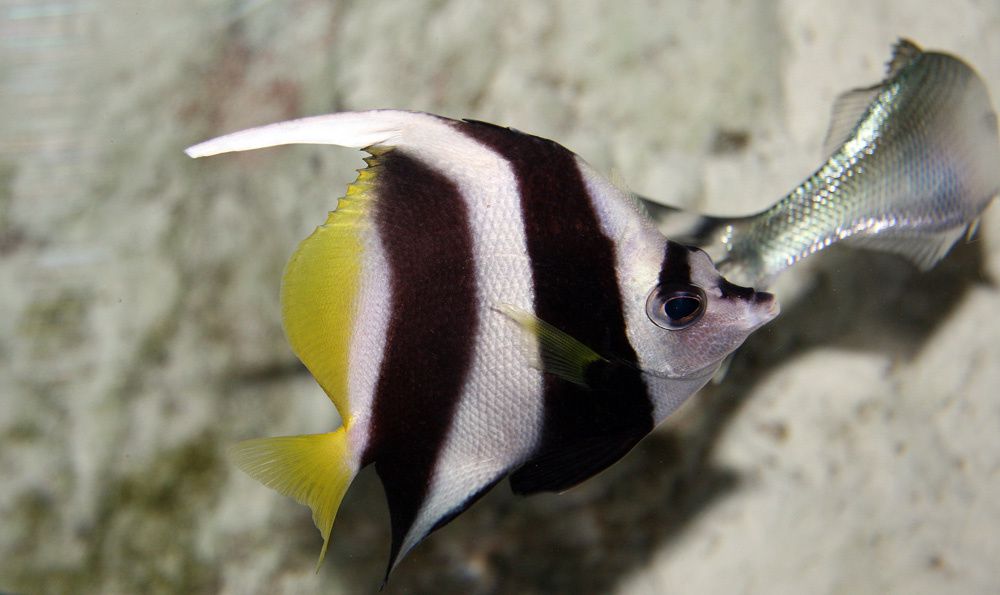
2;1;999;593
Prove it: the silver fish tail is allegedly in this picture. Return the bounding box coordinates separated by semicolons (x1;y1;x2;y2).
717;39;1000;287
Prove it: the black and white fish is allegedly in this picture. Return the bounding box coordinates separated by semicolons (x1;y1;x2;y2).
685;39;1000;287
186;111;778;579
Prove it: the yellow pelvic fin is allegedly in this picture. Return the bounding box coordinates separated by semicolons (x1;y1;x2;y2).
497;304;607;386
230;428;356;571
281;165;376;422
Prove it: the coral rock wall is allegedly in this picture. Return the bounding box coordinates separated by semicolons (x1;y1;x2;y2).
2;1;999;593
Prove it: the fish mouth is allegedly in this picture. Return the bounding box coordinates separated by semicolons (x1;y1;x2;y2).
720;276;780;329
747;290;780;329
755;290;779;314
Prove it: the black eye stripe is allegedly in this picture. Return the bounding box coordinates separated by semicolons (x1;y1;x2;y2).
718;278;755;300
658;240;692;289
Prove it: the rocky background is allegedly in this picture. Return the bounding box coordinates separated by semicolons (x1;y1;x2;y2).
2;0;999;593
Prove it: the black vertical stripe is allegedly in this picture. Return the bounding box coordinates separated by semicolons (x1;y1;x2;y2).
362;150;479;573
460;120;654;494
659;240;693;288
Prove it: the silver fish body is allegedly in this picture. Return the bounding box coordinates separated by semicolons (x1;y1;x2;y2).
717;39;1000;287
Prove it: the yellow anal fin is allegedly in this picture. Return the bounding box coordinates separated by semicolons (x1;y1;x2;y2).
281;166;376;421
230;428;356;571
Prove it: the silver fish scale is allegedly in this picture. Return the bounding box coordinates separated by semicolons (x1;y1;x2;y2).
719;45;1000;287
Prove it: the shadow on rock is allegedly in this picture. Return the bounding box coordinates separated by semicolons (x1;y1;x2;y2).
770;238;991;358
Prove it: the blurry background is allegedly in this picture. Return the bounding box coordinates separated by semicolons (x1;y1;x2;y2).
2;0;999;593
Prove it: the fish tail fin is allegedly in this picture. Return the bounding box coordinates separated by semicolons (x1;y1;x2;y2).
229;428;357;571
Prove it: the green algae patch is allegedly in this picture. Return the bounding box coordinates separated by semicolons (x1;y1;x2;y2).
1;434;226;594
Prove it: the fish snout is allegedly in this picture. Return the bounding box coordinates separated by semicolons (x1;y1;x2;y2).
718;277;780;328
753;289;779;313
752;289;776;306
747;290;780;328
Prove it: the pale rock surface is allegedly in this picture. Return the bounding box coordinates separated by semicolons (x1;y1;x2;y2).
1;1;998;593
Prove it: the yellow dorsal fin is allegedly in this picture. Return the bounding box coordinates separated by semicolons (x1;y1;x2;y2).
280;165;375;421
230;429;356;571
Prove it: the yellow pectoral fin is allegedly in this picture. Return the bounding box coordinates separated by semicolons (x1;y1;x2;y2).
230;428;356;570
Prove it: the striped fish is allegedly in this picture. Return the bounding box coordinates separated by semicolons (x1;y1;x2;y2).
186;111;779;580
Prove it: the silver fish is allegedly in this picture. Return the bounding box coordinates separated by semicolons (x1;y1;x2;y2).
711;39;1000;287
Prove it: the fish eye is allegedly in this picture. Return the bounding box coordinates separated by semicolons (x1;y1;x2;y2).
646;284;706;330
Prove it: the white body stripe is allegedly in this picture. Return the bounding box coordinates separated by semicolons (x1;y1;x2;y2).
344;221;391;465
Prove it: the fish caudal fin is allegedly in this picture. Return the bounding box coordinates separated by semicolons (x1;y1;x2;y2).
230;429;357;571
